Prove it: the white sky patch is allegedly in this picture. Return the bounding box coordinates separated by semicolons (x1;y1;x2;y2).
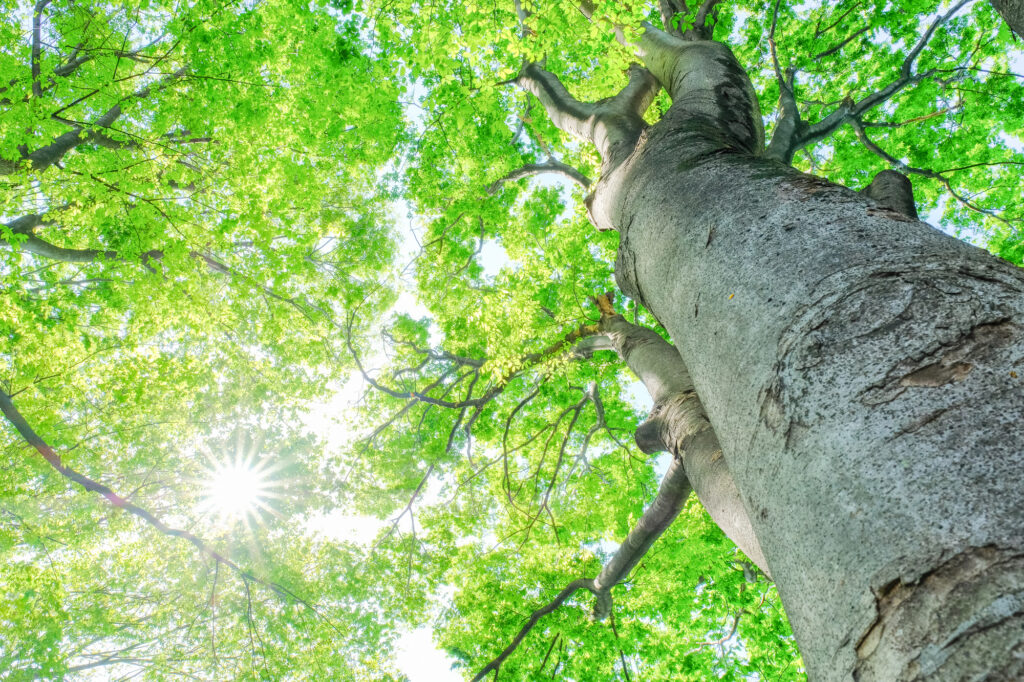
477;239;512;279
305;510;385;546
301;370;367;451
621;378;654;413
394;627;461;681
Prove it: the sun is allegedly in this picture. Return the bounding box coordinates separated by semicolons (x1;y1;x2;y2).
200;454;279;525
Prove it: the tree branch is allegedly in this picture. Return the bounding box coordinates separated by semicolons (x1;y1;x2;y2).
658;0;687;37
31;0;53;99
812;25;869;60
0;390;333;627
787;0;973;157
516;62;658;173
764;0;802;163
850;117;1013;225
487;157;591;194
590;455;692;619
516;63;596;144
692;0;723;38
0;66;187;175
472;442;692;679
471;578;597;682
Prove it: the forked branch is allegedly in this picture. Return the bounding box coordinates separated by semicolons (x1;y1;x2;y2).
516;63;659;173
767;0;974;163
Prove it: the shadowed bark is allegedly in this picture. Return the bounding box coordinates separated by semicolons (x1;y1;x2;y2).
992;0;1024;37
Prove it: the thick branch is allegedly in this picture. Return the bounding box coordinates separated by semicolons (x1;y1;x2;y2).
590;455;692;619
594;294;769;575
472;297;775;676
691;0;723;40
487;157;591;194
0;67;187;175
764;0;802;164
613;64;662;120
31;1;52;99
517;63;658;174
634;23;764;155
471;578;596;681
516;63;596;143
860;169;919;219
658;0;687;37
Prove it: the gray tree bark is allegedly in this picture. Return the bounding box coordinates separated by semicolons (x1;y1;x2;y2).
992;0;1024;37
593;300;768;575
587;25;1024;682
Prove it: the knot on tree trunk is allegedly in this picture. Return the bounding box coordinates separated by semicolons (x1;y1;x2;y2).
860;169;919;220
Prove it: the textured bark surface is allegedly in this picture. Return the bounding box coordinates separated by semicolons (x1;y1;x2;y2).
993;0;1024;37
594;30;1024;682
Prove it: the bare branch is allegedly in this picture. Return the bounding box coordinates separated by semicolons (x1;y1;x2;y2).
31;1;53;99
346;329;497;409
794;0;973;153
487;158;591;194
688;611;742;654
812;25;869;60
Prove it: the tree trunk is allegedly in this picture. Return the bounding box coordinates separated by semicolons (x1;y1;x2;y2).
592;29;1024;682
992;0;1024;37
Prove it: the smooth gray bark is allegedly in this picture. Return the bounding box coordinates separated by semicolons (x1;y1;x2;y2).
588;25;1024;682
596;311;768;575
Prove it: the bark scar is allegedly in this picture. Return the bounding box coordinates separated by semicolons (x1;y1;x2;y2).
860;319;1015;405
853;546;1024;681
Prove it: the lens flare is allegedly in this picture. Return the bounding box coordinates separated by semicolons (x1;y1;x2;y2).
200;455;279;525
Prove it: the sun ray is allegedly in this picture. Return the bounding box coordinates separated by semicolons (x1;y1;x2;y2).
198;433;285;528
